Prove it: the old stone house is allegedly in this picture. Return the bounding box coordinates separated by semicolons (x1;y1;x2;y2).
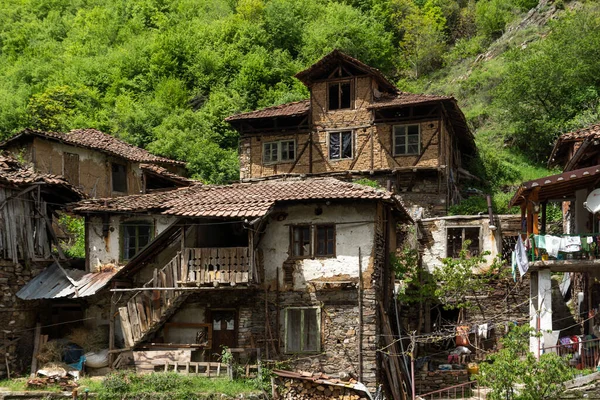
0;128;191;199
0;153;82;376
226;50;477;217
68;177;411;393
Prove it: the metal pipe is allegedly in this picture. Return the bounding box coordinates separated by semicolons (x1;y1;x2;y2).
487;195;496;230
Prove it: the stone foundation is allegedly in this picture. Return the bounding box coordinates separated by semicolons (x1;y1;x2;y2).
414;370;470;396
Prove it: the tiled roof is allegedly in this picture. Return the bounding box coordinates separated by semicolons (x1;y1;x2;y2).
0;153;83;197
548;123;600;167
367;92;453;108
2;128;185;166
140;163;196;186
72;177;408;219
295;49;397;93
225;100;310;121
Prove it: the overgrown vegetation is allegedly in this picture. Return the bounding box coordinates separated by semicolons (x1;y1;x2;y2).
98;371;259;399
58;214;85;259
478;324;576;400
0;0;593;191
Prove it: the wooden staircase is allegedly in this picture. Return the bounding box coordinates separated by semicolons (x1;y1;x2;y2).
118;252;191;348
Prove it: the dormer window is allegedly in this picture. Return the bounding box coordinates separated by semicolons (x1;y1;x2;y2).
328;80;353;110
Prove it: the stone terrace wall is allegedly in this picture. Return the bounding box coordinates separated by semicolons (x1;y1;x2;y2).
414;370;470;396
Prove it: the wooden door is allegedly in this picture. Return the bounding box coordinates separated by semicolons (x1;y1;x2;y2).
210;310;236;358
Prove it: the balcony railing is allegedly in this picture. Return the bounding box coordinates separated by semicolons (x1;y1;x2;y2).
542;337;600;370
182;247;251;286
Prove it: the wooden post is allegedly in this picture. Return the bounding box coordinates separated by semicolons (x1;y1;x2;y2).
541;201;547;235
30;322;41;378
109;291;116;368
358;247;363;382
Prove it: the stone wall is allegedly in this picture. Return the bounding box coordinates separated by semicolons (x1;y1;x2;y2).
413;370;470;396
0;260;50;377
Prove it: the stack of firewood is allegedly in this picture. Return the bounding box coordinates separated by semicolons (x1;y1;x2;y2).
27;376;79;391
279;379;368;400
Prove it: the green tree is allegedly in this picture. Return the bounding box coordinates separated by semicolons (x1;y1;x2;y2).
478;325;574;400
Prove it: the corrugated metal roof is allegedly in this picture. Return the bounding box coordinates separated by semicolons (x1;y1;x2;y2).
17;264;117;300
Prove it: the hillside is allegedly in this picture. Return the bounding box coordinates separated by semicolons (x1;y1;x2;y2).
0;0;599;211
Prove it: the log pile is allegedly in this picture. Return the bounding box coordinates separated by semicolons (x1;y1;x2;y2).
27;377;79;391
277;378;369;400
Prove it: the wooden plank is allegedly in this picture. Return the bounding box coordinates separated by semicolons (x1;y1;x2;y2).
181;251;188;284
118;307;134;348
133;350;192;374
127;301;141;341
136;296;148;333
29;323;41;377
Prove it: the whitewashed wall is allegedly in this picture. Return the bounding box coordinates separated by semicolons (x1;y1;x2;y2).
259;203;377;291
86;214;175;269
420;215;501;273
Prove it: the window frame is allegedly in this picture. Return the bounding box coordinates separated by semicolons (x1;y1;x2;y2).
290;225;312;258
327;79;354;111
289;224;337;259
262;139;296;165
111;162;128;193
120;219;155;261
393;124;421;156
446;226;481;258
284;307;321;354
328;131;354;161
314;224;336;257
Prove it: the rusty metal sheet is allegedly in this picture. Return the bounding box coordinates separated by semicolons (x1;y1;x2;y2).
17;263;117;300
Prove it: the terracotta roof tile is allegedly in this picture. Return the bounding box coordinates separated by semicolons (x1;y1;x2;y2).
140;163;196;186
367;92;453;109
72;177;407;219
225;100;310;121
548;123;600;167
3;128;185;166
0;153;83;197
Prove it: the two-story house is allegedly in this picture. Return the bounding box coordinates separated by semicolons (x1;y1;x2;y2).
0;128;191;198
226;50;477;217
66;177;411;395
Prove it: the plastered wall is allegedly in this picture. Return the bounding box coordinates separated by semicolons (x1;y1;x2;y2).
420;216;501;273
86;214;175;270
259;203;377;291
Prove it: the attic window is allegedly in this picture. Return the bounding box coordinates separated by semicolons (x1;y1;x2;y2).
328;80;353;110
111;163;127;193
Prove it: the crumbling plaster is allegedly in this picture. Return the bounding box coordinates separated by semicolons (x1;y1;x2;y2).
259;203;376;291
86;214;175;269
420;216;501;273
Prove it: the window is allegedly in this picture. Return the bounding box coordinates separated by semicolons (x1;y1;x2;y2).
447;227;480;258
329;131;353;160
121;221;154;260
393;124;420;155
328;81;353;110
285;307;320;353
291;225;311;257
112;163;127;193
315;225;335;257
63;152;79;186
263;140;295;164
290;224;336;258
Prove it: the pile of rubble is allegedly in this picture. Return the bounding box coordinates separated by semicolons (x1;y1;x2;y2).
27;376;78;391
273;370;370;400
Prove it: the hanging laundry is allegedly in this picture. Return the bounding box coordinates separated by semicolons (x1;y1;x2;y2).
560;236;582;253
588;236;594;244
511;252;517;282
478;323;488;339
515;236;529;277
533;234;546;249
546;235;561;258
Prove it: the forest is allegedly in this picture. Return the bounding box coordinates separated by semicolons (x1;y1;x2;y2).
1;0;600;211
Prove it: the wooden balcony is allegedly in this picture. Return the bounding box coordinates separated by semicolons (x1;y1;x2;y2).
181;247;251;286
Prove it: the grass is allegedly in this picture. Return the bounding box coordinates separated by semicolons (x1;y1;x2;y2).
0;373;260;398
